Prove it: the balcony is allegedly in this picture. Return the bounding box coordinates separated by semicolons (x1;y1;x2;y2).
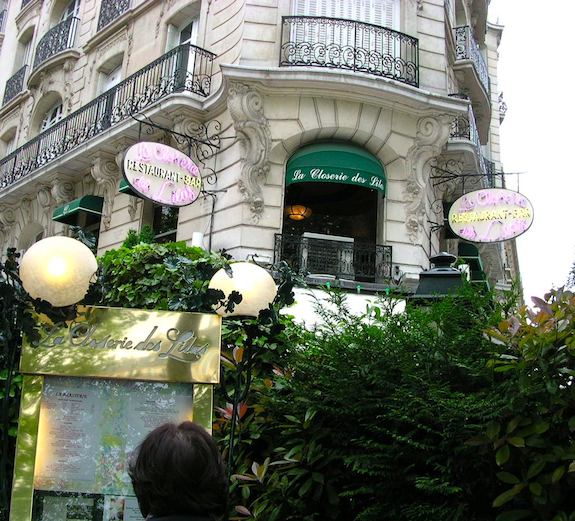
0;44;216;191
274;233;393;285
454;26;488;93
280;16;419;88
3;66;28;106
97;0;130;32
32;16;79;71
452;26;490;143
447;100;492;190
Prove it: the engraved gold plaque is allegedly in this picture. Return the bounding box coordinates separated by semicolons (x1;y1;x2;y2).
20;306;221;384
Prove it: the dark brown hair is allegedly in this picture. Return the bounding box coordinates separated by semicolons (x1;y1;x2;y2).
128;421;228;520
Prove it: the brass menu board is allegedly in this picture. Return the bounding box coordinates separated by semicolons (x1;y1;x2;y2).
12;306;221;521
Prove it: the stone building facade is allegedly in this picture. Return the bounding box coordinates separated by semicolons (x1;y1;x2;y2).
0;0;518;294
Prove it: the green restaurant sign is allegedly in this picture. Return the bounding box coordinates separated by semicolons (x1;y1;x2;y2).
286;143;386;193
287;167;385;192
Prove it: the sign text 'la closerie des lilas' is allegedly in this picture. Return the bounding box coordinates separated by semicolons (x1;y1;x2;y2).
123;142;203;207
448;188;534;243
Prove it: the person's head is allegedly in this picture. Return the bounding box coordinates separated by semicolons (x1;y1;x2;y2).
128;421;228;520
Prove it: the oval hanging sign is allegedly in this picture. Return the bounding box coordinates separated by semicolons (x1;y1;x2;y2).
448;188;534;243
123;142;203;207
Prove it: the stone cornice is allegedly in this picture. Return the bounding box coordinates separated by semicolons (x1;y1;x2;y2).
217;64;469;119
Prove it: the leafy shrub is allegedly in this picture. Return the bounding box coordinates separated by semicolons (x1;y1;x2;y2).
229;287;515;521
484;289;575;521
89;241;232;312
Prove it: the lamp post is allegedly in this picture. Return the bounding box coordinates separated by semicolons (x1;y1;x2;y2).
0;237;97;516
208;262;277;476
19;236;98;307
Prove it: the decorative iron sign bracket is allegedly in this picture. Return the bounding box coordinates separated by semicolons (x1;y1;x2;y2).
131;113;224;186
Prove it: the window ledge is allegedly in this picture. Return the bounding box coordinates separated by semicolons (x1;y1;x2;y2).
27;49;81;88
15;0;41;32
83;0;155;54
0;89;30;118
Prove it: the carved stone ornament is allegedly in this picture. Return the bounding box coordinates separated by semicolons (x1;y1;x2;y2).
91;153;120;231
227;82;271;222
51;180;75;204
0;205;16;228
404;114;453;244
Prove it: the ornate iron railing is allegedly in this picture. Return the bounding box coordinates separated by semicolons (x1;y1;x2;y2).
280;16;419;87
449;101;494;187
0;9;6;33
454;26;489;93
32;16;79;71
483;157;496;188
2;66;28;106
0;44;215;190
274;233;393;283
450;104;481;148
97;0;131;31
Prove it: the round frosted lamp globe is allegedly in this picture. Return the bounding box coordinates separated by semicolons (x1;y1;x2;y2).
20;236;98;307
208;262;277;317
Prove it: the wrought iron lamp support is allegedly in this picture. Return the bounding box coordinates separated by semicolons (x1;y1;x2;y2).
131;113;223;185
219;324;256;478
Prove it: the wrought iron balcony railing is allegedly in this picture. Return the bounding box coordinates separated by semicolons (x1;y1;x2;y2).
3;66;28;106
280;16;419;87
97;0;130;31
450;104;481;148
274;233;393;283
32;16;79;71
454;26;489;93
0;44;216;190
449;102;494;187
483;157;496;188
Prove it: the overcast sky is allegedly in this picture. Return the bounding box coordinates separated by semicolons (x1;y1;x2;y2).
487;0;575;300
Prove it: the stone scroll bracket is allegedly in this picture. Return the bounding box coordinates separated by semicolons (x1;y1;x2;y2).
227;82;272;223
404;114;454;245
91;152;121;231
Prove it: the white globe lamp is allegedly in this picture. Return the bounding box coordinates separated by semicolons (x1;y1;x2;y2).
20;236;98;307
208;262;277;317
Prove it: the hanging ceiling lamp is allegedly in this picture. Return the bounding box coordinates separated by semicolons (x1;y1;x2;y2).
285;204;312;221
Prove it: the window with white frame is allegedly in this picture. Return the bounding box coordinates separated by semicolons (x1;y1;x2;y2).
292;0;399;29
41;103;64;131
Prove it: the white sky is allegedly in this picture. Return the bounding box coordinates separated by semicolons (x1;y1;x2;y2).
487;0;575;301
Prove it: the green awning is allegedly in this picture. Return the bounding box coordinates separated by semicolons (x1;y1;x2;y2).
458;242;487;282
286;143;386;193
52;195;104;225
119;178;139;197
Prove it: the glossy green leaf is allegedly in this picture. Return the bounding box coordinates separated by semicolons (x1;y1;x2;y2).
497;472;520;485
493;484;526;507
496;445;511;466
526;460;546;480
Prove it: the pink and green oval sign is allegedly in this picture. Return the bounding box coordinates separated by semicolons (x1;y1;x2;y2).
448;188;534;243
123;142;203;207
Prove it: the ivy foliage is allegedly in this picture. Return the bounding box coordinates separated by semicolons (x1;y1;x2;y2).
88;235;233;312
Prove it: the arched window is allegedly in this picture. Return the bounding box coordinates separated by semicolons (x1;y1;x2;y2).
279;143;388;283
60;0;81;22
40;102;64;131
18;223;45;254
165;8;201;89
